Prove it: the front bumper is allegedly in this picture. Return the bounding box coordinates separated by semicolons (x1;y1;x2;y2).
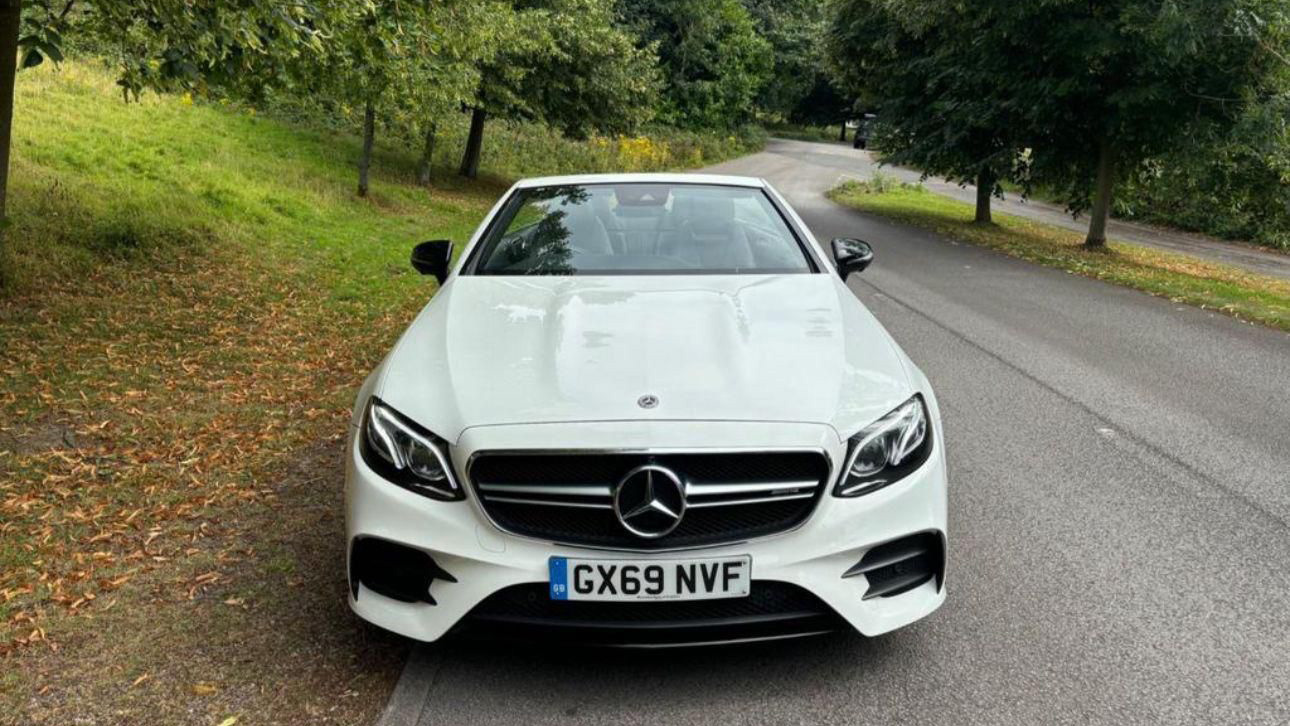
345;420;947;644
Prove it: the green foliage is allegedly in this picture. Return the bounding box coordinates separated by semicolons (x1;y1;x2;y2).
442;122;766;177
825;0;1024;197
742;0;843;125
763;122;845;143
307;0;503;121
826;0;1290;245
15;1;66;69
1116;101;1290;249
785;77;852;129
482;0;660;137
20;0;328;98
620;0;772;128
984;0;1285;215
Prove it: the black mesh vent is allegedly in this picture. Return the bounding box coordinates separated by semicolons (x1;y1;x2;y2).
471;452;826;486
457;581;845;645
468;581;832;626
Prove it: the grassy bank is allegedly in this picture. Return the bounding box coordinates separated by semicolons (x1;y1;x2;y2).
262;90;766;183
763;122;848;144
827;179;1290;332
0;62;760;725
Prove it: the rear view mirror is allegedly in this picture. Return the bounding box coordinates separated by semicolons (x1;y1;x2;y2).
831;238;874;281
411;240;453;283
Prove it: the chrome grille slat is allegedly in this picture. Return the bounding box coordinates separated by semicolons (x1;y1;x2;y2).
687;492;816;509
686;480;818;496
468;450;831;550
478;483;613;497
482;495;613;510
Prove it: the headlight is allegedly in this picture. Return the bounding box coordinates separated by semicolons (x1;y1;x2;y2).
360;397;462;501
834;395;933;497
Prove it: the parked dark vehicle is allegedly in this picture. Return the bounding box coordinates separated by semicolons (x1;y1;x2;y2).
853;113;878;150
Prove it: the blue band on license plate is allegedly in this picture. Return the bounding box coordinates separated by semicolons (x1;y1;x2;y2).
549;556;569;600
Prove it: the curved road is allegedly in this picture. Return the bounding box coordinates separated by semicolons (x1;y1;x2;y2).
762;139;1290;280
385;140;1290;726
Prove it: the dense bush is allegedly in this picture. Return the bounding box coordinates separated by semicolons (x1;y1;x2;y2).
432;121;767;178
1116;140;1290;251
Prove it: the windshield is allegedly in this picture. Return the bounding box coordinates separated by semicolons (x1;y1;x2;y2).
469;183;815;275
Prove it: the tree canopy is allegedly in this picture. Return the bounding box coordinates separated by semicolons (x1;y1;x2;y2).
619;0;772;129
457;0;659;177
825;0;1026;223
1000;0;1286;244
826;0;1290;244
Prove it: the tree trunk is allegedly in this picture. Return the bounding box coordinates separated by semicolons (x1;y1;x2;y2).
974;167;994;224
838;121;847;142
0;0;21;244
458;107;485;179
357;99;375;197
1085;139;1115;247
417;122;437;186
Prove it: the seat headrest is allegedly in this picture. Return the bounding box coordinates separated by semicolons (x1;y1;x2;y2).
561;204;613;254
687;196;735;235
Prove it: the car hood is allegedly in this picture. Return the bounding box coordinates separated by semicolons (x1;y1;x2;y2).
376;274;915;440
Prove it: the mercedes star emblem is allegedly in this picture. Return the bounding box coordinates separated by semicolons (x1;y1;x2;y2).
637;394;659;409
613;464;686;538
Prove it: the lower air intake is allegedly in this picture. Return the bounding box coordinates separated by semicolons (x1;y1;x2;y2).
844;532;944;600
349;537;455;605
456;580;845;645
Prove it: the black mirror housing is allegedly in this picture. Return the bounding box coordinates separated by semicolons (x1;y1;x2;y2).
411;240;453;283
831;238;874;281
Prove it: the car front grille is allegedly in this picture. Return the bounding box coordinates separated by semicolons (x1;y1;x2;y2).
468;451;831;549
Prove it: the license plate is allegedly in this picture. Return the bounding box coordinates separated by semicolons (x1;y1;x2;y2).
548;555;751;601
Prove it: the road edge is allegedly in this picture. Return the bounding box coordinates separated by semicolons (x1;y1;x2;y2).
375;646;439;726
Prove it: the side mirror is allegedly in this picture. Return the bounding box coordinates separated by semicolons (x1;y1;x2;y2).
831;238;874;280
411;240;453;283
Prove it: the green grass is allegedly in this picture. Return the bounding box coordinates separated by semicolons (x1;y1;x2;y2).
763;122;849;144
0;62;764;725
2;66;491;302
827;178;1290;332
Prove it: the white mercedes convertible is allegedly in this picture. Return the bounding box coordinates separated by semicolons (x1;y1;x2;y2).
345;173;947;646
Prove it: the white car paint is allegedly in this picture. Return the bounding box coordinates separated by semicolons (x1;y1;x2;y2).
345;173;947;643
376;274;912;438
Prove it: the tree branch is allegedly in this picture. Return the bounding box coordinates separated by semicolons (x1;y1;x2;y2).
1258;37;1290;69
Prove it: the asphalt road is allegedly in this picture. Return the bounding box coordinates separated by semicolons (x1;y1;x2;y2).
771;138;1290;281
390;139;1290;726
